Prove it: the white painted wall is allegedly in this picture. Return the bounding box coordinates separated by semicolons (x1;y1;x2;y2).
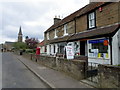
51;44;54;55
88;58;111;65
46;44;59;56
40;46;45;54
55;44;58;53
47;45;50;55
112;28;120;65
118;29;120;64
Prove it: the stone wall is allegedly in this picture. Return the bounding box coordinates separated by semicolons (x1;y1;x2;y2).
67;21;75;34
98;64;120;88
56;58;86;80
96;3;119;28
37;55;56;68
15;52;120;88
32;55;87;80
76;15;87;33
49;30;55;40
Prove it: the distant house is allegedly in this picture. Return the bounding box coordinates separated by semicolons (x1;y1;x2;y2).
37;40;46;54
43;2;120;65
4;41;14;51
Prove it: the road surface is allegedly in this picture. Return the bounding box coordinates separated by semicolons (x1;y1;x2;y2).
2;52;49;88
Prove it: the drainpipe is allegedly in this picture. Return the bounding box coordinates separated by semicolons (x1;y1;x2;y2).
109;37;113;65
74;18;76;34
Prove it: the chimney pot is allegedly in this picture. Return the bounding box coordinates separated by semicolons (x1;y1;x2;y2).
54;17;61;24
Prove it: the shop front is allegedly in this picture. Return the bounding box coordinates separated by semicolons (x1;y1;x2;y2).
67;24;119;65
87;38;111;65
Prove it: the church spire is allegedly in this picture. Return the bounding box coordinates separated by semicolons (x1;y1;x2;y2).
18;26;22;35
18;26;23;42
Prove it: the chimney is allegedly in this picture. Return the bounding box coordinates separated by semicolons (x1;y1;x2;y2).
54;16;61;24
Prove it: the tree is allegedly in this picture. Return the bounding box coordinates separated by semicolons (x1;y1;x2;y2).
25;38;39;49
13;42;27;50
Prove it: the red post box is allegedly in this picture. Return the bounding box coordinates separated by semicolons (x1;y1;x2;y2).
36;47;40;55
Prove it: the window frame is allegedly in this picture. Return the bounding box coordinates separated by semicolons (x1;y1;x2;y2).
54;29;58;38
64;24;68;36
88;38;110;59
87;12;96;29
47;32;49;40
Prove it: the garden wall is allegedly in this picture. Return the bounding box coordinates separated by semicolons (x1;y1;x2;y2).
98;64;120;88
34;55;87;80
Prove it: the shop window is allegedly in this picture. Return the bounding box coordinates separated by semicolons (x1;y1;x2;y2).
74;42;80;55
92;43;108;53
88;39;109;59
67;42;80;56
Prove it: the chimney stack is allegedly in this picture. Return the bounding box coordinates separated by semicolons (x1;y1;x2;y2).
54;15;61;24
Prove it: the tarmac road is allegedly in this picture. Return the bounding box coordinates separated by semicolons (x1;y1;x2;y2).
2;52;50;88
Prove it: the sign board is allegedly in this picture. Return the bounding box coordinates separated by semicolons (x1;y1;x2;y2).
89;39;108;44
103;40;109;46
65;46;74;59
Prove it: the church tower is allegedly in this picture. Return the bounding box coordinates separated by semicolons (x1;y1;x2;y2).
18;26;23;42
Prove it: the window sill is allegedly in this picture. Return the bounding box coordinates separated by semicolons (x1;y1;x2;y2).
64;33;68;36
88;57;110;60
88;26;96;30
54;36;58;38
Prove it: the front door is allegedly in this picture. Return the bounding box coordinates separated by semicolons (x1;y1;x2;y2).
80;41;86;56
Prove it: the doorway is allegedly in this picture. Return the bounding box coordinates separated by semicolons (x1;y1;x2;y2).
80;41;86;56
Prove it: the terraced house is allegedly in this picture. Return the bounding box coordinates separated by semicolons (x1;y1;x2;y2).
41;2;120;65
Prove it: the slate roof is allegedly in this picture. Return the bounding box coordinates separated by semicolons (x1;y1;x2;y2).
39;40;44;46
48;24;120;44
49;34;73;44
68;24;120;42
44;2;108;33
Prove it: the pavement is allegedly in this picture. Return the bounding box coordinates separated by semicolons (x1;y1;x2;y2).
13;53;93;88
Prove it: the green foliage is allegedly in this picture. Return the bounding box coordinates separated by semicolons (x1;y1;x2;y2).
25;38;39;49
25;49;35;54
13;42;27;50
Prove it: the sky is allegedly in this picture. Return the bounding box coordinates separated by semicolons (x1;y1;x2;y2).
0;0;90;44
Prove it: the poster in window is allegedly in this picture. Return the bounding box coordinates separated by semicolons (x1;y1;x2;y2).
66;46;74;59
91;49;98;58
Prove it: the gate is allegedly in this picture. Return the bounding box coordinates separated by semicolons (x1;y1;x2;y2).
85;62;99;84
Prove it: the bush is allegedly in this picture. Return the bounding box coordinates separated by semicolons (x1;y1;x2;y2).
13;42;27;50
25;49;35;54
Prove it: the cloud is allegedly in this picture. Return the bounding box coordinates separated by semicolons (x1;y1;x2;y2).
23;21;41;27
1;0;89;44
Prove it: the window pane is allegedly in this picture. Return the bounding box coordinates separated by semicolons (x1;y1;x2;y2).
88;12;95;28
92;43;108;53
91;12;94;19
92;19;95;27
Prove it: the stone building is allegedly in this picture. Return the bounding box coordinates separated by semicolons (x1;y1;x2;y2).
4;41;14;51
42;2;120;65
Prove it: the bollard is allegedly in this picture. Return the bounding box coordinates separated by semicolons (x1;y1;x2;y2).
20;51;22;55
30;54;32;60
